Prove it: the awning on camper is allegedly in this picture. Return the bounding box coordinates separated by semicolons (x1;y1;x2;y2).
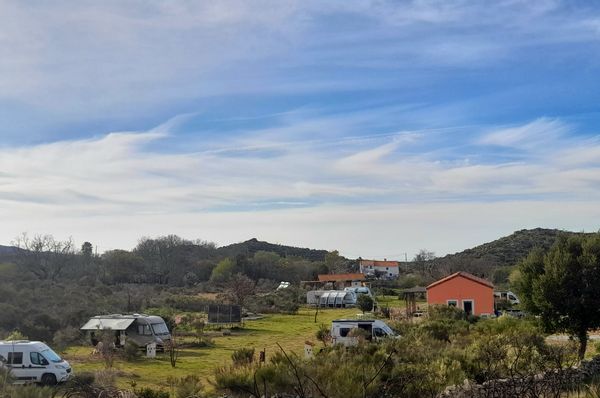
80;318;136;331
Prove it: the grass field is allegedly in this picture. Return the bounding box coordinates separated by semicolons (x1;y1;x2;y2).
62;306;378;392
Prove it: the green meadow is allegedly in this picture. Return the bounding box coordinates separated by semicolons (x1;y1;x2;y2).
62;306;382;391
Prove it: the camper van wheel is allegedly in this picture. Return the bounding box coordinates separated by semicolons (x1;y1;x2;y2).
41;373;57;386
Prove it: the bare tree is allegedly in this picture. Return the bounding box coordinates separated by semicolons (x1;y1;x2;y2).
13;233;75;281
412;249;436;277
223;273;256;308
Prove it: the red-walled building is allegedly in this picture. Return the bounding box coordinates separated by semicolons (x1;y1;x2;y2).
426;271;495;316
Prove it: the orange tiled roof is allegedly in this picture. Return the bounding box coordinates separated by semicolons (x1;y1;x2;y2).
317;273;366;282
360;259;399;268
426;271;494;289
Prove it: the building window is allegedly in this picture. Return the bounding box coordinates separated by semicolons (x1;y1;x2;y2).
447;300;458;307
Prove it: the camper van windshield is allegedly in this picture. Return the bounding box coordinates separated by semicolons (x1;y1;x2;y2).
41;348;62;363
151;323;169;335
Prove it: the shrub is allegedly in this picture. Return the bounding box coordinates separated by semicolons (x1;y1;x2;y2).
231;347;255;366
53;326;83;351
356;295;374;313
5;385;54;398
5;330;27;341
428;304;467;321
171;375;203;398
135;387;170;398
316;323;331;346
123;341;141;361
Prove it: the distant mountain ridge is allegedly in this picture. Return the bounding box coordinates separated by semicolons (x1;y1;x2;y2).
217;238;329;261
0;245;20;255
1;228;592;268
435;228;592;269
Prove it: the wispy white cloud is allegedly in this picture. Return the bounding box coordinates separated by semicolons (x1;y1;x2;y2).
479;118;570;148
2;0;600;142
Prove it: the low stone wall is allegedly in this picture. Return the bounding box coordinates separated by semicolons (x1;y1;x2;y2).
438;356;600;398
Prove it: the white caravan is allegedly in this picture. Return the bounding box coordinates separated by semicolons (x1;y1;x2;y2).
330;319;397;346
0;340;72;385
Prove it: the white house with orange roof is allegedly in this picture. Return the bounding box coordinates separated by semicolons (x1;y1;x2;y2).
359;258;400;279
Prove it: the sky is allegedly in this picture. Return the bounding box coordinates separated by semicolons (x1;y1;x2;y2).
1;0;600;259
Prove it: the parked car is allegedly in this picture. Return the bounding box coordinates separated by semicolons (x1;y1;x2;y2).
0;340;72;385
80;313;171;349
330;319;397;346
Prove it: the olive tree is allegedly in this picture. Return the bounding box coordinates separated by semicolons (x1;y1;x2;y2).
517;233;600;359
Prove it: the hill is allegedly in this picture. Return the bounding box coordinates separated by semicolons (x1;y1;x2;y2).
217;238;329;261
436;228;591;269
0;244;23;263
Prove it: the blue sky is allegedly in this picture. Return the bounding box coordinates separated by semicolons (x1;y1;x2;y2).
1;1;600;258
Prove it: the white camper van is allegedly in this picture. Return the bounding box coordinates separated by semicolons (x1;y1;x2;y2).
0;340;72;385
494;291;521;305
330;319;397;346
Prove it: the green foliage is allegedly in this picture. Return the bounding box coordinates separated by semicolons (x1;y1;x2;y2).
53;326;83;351
4;385;54;398
316;323;331;346
517;233;600;358
491;266;511;286
134;387;170;398
428;304;467;321
123;341;141;361
5;330;27;340
356;294;374;313
246;286;301;314
397;274;424;288
231;347;255;366
210;258;237;283
170;375;203;398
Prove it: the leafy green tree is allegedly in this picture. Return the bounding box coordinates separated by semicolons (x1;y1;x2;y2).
356;295;374;314
517;234;600;359
210;258;237;283
325;250;346;274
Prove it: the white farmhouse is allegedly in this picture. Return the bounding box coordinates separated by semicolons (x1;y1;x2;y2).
359;259;400;279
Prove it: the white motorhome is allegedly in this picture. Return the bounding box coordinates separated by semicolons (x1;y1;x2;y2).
81;314;171;349
494;291;520;305
344;286;373;297
330;319;397;346
0;340;72;385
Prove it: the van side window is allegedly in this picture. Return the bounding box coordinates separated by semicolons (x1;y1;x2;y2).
30;352;48;366
0;354;6;363
373;328;386;337
138;324;152;335
8;352;23;365
339;328;351;337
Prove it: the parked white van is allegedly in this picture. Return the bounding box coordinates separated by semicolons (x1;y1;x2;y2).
494;290;521;305
330;319;397;346
0;340;72;385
